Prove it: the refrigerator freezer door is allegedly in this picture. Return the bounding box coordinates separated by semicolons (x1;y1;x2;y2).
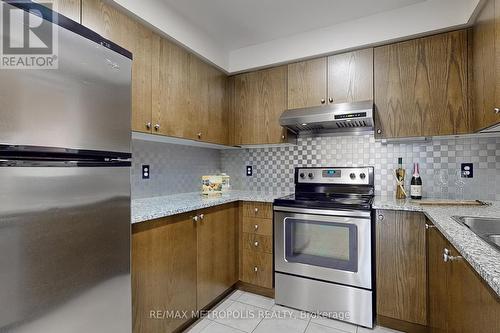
0;4;132;153
0;165;131;332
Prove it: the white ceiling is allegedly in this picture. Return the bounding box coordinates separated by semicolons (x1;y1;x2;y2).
162;0;426;50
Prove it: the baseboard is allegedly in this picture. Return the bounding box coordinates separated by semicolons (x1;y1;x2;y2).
236;281;275;298
377;315;428;333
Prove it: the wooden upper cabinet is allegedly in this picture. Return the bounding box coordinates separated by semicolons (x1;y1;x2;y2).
152;37;228;144
132;214;197;333
375;210;428;326
231;66;288;145
197;204;238;310
374;30;470;139
82;0;153;133
40;0;81;22
152;36;189;138
328;48;373;103
472;0;500;131
428;224;500;333
288;57;328;109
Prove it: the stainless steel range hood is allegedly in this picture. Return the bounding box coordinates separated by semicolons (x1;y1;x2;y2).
279;100;374;134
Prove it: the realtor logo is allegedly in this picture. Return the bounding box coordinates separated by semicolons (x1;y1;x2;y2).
1;1;58;69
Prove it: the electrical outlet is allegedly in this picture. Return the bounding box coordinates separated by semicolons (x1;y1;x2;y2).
246;166;253;176
461;163;473;178
142;165;150;179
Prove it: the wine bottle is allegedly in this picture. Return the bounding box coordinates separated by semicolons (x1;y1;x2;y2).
411;163;422;200
395;157;406;199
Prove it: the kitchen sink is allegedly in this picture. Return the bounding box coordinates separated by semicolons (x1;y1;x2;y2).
452;216;500;251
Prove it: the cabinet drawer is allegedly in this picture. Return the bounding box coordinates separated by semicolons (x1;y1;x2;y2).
241;251;273;289
242;217;272;236
242;202;273;219
242;233;273;254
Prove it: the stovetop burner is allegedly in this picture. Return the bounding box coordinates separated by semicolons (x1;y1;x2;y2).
274;167;375;211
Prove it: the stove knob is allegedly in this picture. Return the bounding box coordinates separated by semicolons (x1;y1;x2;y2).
308;173;314;179
299;173;305;179
360;173;366;179
350;173;356;180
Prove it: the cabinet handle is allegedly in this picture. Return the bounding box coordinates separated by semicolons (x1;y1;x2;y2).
154;124;160;131
254;224;259;230
329;97;334;103
443;248;462;263
199;214;204;220
197;132;202;139
254;266;259;272
281;135;285;140
192;215;199;222
425;224;436;230
146;122;151;129
376;129;382;135
254;207;259;213
320;99;326;104
377;214;384;221
254;241;259;247
495;107;500;114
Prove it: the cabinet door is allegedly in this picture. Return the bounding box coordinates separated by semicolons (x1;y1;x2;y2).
205;65;229;145
82;0;153;133
197;204;238;310
232;66;288;145
375;210;427;325
152;36;190;137
328;48;373;104
38;0;81;22
132;214;197;333
288;57;327;109
428;225;500;333
427;225;449;333
473;0;500;130
374;30;469;138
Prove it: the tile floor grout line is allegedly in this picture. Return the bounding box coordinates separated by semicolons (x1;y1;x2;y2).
208;319;249;333
309;319;358;333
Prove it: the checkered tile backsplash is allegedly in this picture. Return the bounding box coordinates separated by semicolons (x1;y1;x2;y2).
132;140;221;199
221;135;500;201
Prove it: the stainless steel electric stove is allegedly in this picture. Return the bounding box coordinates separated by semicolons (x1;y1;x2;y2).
274;166;375;328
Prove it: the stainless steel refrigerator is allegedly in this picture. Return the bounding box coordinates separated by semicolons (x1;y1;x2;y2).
0;2;132;332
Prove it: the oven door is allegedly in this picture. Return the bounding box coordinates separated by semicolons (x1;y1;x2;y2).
274;206;372;289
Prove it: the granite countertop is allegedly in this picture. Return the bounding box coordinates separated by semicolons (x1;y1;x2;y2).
374;196;500;297
131;190;290;224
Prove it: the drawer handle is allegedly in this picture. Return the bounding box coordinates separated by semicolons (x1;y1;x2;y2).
425;224;436;230
254;266;258;272
254;207;259;213
254;224;259;230
443;248;462;263
254;241;259;247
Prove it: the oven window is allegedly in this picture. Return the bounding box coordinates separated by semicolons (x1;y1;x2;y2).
284;218;358;272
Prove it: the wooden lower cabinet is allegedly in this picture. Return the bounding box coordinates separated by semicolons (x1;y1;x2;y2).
196;204;238;310
132;213;198;333
132;203;238;333
241;251;273;289
427;223;500;333
375;210;428;326
239;202;274;291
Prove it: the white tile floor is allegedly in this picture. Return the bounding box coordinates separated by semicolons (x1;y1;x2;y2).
185;291;405;333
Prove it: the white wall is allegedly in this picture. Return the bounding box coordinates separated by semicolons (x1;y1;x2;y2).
111;0;229;71
228;0;481;72
112;0;480;73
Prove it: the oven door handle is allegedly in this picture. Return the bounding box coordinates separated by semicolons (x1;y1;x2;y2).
274;205;371;218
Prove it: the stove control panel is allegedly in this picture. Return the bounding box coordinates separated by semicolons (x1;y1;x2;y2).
296;167;373;185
